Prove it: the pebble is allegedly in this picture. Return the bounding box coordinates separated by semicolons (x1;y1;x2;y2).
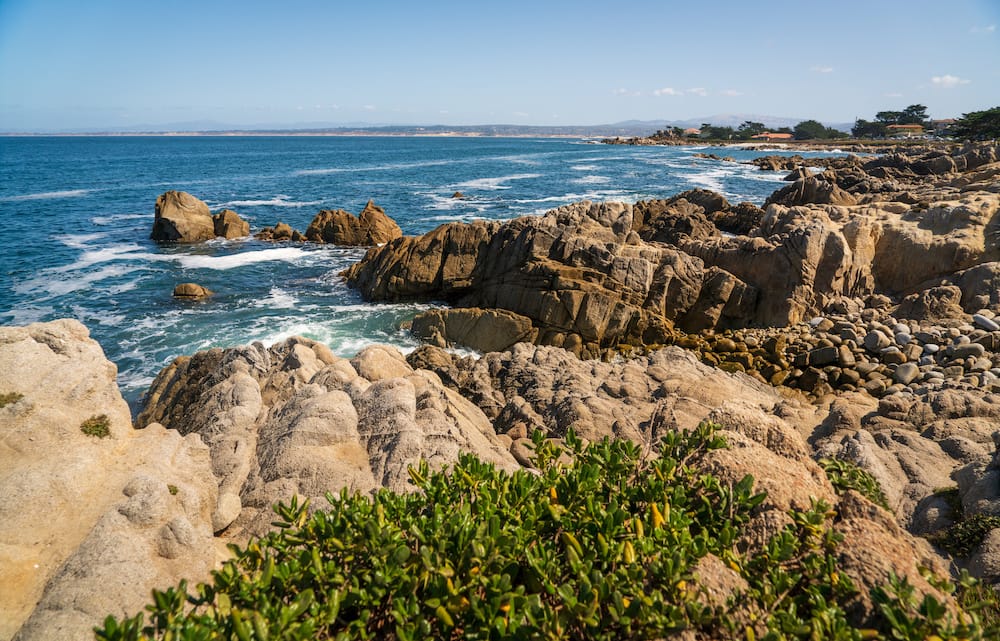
893;323;911;335
864;330;891;352
893;362;920;385
923;343;940;354
973;313;1000;332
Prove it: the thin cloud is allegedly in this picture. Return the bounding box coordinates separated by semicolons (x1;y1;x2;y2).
653;87;681;96
513;111;529;117
613;88;642;97
971;24;996;33
810;65;834;73
686;87;707;97
720;89;743;97
363;105;377;111
931;74;970;88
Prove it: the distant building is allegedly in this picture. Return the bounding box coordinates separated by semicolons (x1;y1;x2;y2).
683;128;701;136
929;119;956;135
750;132;794;141
886;123;926;138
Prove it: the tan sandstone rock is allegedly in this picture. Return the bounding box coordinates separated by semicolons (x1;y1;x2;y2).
0;320;220;641
305;200;402;246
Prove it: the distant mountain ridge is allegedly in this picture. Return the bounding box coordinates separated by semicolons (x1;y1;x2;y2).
4;115;853;136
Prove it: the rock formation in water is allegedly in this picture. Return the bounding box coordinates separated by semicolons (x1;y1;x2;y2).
305;199;403;246
151;191;250;242
343;144;1000;359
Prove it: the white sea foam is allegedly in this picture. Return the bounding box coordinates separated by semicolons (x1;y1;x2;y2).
0;189;92;202
22;264;136;297
1;305;54;325
91;213;148;225
172;247;308;270
255;287;298;309
452;173;541;191
219;195;323;208
55;232;108;248
570;175;611;185
294;158;459;176
570;164;600;171
685;167;731;192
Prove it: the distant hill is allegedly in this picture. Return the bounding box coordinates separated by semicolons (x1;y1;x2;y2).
5;115;853;136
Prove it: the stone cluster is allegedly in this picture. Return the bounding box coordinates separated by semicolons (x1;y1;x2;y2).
682;308;999;399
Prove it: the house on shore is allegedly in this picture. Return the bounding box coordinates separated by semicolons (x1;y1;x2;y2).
750;132;794;141
886;123;927;138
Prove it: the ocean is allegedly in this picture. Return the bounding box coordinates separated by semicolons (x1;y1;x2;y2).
0;135;834;410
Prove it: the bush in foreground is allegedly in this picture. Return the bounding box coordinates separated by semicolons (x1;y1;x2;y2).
96;425;989;640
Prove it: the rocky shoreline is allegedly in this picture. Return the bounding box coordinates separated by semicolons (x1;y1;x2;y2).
2;141;1000;639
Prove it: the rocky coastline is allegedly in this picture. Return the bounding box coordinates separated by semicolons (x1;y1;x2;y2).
2;141;1000;639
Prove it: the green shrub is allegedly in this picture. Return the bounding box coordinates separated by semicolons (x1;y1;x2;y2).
933;514;1000;558
0;391;24;408
95;424;988;641
819;457;890;510
80;414;111;438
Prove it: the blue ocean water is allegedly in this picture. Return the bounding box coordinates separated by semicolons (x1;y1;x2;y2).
0;136;835;409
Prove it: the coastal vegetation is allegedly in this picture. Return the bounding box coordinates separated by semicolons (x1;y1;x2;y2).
0;391;24;408
94;426;991;641
79;413;111;438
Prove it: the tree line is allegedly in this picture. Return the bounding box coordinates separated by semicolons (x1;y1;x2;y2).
651;104;998;142
853;104;999;140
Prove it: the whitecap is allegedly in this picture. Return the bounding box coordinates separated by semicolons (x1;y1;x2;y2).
91;213;148;225
0;189;92;202
570;175;611;185
294;158;459;176
255;287;298;309
172;247;309;270
55;232;109;248
451;173;541;191
570;164;600;171
218;195;323;208
19;264;136;297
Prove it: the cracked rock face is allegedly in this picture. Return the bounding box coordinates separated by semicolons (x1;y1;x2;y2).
136;338;519;539
0;320;220;641
343;145;1000;357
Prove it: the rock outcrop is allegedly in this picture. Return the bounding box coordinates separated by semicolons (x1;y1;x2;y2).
212;208;250;239
0;320;220;641
172;282;213;299
344;144;1000;358
136;339;519;538
151;191;250;243
404;342;953;618
305;200;402;246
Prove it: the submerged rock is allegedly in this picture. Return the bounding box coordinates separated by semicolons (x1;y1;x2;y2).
172;282;213;299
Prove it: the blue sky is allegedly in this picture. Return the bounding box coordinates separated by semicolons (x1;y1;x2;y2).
0;0;997;131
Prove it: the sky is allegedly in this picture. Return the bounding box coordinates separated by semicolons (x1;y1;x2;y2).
0;0;998;131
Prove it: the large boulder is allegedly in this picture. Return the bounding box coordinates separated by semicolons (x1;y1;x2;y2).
151;191;217;242
212;209;250;239
305;200;403;246
0;320;220;641
136;338;519;538
411;307;537;352
765;176;858;207
344;201;756;355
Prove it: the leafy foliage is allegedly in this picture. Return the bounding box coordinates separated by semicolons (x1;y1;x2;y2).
80;413;111;438
873;571;988;641
792;120;848;140
819;457;890;511
952;107;1000;141
94;424;989;641
0;391;24;408
933;514;1000;558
